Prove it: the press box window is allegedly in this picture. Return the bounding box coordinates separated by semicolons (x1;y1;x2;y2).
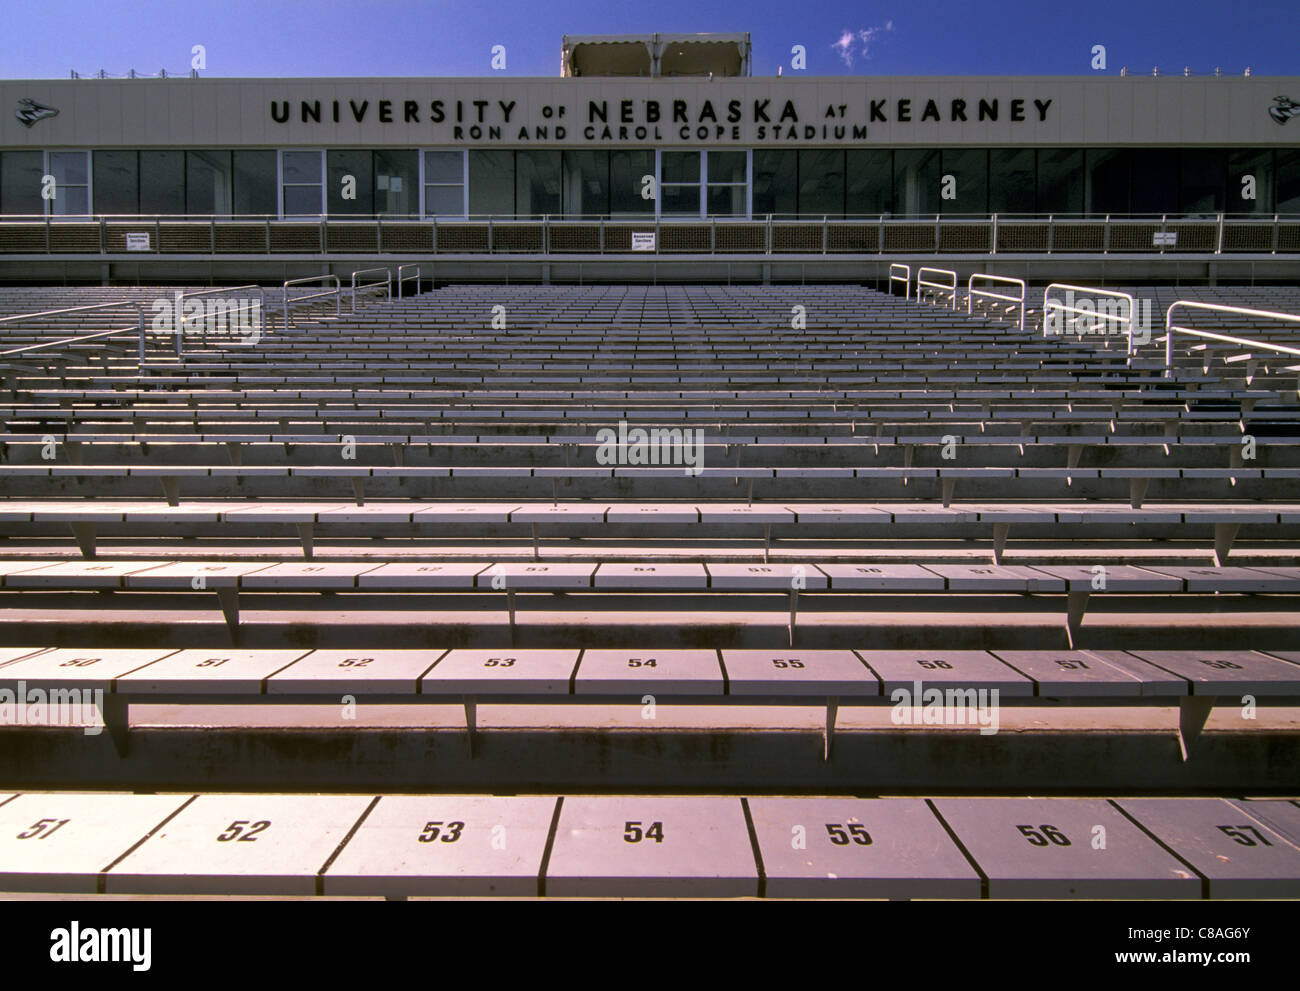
423;150;465;217
706;150;749;218
375;150;418;217
47;151;90;216
280;150;324;217
659;151;701;216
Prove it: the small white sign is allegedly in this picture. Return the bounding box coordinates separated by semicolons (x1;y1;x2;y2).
125;232;150;251
631;231;656;252
1152;231;1177;247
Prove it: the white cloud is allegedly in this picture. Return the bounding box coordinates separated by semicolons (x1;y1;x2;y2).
832;22;894;67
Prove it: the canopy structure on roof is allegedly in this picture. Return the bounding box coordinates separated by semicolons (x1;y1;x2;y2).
561;33;751;78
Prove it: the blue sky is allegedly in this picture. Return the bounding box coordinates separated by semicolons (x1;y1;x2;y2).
4;0;1297;78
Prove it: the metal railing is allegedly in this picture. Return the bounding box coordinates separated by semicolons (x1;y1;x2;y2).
967;273;1027;332
888;263;910;300
1163;301;1300;380
0;300;147;361
349;267;392;313
397;264;422;299
1043;283;1138;354
0;212;1295;258
281;276;341;329
173;285;267;354
916;267;957;310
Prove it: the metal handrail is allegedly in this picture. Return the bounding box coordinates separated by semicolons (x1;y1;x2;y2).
967;273;1026;332
281;275;341;329
1164;301;1300;379
1043;283;1137;354
397;264;422;299
0;212;1294;261
0;211;1297;222
349;267;392;313
916;267;957;310
0;327;133;358
888;263;910;300
174;285;267;354
0;300;147;361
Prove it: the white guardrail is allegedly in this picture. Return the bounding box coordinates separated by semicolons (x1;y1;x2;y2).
967;274;1027;332
1043;283;1138;354
888;263;911;300
916;267;957;310
1164;301;1300;380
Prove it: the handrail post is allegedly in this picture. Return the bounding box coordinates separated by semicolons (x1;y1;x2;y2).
1165;307;1174;377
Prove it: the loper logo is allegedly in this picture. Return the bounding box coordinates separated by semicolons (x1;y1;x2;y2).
15;98;59;128
1269;96;1299;125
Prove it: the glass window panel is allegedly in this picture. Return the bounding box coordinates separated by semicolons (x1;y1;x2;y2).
1;151;44;214
186;150;232;215
139;151;185;214
93;151;138;215
1180;149;1225;215
425;185;463;216
708;151;747;185
939;149;987;215
282;151;322;183
797;149;843;218
49;151;88;186
373;149;418;217
50;185;89;216
846;149;892;216
1279;150;1300;213
661;151;700;183
753;150;797;217
515;150;561;217
282;184;322;217
1227;149;1272;215
1085;149;1130;215
1037;149;1083;214
562;150;608;218
893;149;941;215
326;150;373;215
610;149;655;217
989;148;1035;214
232;151;277;216
468;150;514;217
424;151;463;183
706;184;747;217
1130;150;1178;215
660;184;700;216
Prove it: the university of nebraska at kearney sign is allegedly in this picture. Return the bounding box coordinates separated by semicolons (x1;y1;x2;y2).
269;93;1054;144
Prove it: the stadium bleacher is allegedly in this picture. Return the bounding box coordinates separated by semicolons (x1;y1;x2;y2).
0;277;1297;898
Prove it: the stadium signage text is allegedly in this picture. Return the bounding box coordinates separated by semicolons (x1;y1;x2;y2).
268;94;1053;143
